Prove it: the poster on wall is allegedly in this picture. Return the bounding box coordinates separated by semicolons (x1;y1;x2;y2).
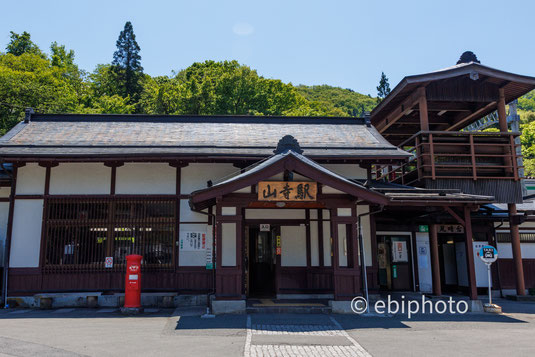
180;232;206;251
391;241;408;262
205;233;214;269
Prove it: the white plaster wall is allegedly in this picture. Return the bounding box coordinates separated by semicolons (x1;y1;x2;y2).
323;220;331;266
181;163;237;194
116;163;175;194
180;200;207;223
16;163;45;195
322;164;367;179
10;199;43;267
357;205;372;266
338;223;348;267
310;221;319;266
322;186;344;194
50;163;110;195
281;225;306;267
0;202;8;266
415;232;432;293
179;223;209;266
222;222;237;266
245;209;306;220
497;242;535;259
0;187;10;198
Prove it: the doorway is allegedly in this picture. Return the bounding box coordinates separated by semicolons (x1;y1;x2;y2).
377;235;413;291
247;226;277;297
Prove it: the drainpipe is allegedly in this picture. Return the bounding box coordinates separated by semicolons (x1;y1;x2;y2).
493;220;505;298
189;205;216;315
358;205;384;313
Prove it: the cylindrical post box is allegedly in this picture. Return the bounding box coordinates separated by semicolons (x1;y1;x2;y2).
124;254;142;308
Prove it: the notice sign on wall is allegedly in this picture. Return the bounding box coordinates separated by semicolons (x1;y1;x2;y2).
180;232;206;251
258;181;317;202
391;241;408;262
105;257;113;268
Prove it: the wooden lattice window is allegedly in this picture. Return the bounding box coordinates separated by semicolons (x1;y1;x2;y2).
43;198;176;272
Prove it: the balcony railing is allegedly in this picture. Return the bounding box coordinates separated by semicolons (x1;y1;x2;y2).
374;131;522;185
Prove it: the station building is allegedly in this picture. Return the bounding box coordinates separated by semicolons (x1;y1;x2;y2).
0;60;534;312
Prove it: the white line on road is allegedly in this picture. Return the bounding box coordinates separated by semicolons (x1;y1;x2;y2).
329;316;372;357
244;315;252;357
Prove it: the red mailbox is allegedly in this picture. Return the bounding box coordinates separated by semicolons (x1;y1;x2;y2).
124;255;142;308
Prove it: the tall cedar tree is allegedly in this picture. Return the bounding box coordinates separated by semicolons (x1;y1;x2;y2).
112;22;143;101
376;72;391;103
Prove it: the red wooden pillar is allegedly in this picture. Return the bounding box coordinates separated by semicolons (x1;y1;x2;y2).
429;224;441;296
418;86;429;131
508;203;526;295
464;207;478;300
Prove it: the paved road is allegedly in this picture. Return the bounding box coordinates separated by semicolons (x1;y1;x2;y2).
0;299;533;356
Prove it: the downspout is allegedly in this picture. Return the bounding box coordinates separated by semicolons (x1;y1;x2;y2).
189;205;216;315
358;205;384;313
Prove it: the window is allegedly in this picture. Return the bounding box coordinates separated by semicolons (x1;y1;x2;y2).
43;198;176;272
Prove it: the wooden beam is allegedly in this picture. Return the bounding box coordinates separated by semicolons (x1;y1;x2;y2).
376;89;422;133
447;101;497;132
508;203;526;295
444;206;465;226
464;206;478;300
429;224;441;296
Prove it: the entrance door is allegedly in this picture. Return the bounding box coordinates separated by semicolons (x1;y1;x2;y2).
377;235;412;291
248;227;276;297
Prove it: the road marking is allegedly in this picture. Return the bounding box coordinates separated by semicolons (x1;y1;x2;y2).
251;324;345;336
243;315;372;357
52;308;75;314
244;315;252;357
329;316;371;357
249;345;368;357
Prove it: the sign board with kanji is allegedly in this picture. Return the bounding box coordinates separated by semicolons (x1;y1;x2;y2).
180;232;206;251
391;241;408;262
260;224;270;232
437;224;464;234
258;181;317;202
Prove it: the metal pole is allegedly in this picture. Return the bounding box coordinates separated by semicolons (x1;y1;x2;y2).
487;263;492;305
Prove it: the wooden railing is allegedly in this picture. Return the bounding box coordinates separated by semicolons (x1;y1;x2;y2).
374;131;522;185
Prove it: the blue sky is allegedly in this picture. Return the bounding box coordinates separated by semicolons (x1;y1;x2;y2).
1;0;533;95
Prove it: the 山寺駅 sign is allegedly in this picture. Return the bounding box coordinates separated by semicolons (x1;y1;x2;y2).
258;181;317;202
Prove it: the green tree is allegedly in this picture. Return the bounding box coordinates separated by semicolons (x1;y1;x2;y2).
296;85;376;116
5;31;44;57
112;21;143;102
376;72;391;103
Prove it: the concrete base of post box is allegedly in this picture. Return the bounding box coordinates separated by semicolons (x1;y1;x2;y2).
211;300;246;314
120;307;144;315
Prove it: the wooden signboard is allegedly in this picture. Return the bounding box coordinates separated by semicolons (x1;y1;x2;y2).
258;181;317;202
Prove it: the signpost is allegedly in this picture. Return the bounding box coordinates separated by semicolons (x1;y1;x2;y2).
478;245;500;311
258;181;317;202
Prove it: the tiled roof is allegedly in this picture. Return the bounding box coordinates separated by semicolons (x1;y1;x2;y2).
0;114;410;159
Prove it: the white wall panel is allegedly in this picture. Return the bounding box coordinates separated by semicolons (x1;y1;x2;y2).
497;242;535;259
245;209;305;220
181;163;236;194
10;200;43;267
0;187;10;198
180;199;207;223
322;164;367;179
50;163;110;195
16;163;45;195
116;163;175;194
281;225;306;267
222;223;237;266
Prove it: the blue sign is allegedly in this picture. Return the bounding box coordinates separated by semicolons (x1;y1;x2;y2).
479;245;498;264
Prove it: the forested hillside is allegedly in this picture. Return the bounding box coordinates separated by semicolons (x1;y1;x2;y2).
1;26;535;176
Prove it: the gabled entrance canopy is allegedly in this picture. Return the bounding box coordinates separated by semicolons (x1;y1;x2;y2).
189;150;390;210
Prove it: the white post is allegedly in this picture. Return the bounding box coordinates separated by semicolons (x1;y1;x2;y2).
487;263;492;305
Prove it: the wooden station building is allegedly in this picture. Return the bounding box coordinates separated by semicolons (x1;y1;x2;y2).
0;59;534;311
